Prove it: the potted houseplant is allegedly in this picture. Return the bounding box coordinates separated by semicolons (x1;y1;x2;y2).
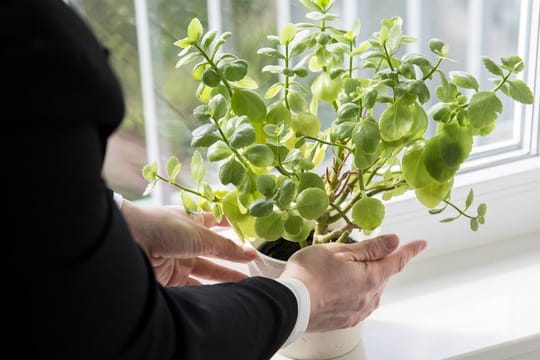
142;0;534;358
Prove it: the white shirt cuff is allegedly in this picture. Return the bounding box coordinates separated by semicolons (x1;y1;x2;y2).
113;192;124;209
275;277;311;347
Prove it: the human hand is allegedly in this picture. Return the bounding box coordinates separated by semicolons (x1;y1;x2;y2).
121;200;256;286
280;234;426;332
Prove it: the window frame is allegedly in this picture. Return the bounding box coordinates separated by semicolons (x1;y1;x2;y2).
132;0;540;257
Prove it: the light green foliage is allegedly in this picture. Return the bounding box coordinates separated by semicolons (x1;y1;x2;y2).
143;0;534;246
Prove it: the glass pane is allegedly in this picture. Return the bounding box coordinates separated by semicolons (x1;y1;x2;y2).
73;0;148;200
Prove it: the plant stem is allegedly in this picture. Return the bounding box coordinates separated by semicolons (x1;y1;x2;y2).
156;174;208;199
304;136;352;151
194;43;233;97
491;71;512;92
383;42;395;71
443;199;476;219
423;57;443;81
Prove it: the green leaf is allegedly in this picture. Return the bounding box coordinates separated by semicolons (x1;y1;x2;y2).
449;71;479;91
142;161;158;181
379;102;413;142
353;147;378;170
181;192;199;215
200;29;218;49
402;145;433;188
277;180;296;207
280;23;297;44
218;158;245;186
201;68;221;87
207;141;232;162
481;56;503;76
222;190;247;223
257;47;285;59
265;83;283;99
386;20;403;53
297;172;325;193
501;55;524;72
256;174;276;197
295;188;329;220
166;156;181;181
245;144;274;167
352;119;380;153
298;0;324;11
351;197;385;231
477;203;487;217
470;218;479;231
175;52;199;69
468;91;503;133
255;213;284;241
208;94;228;119
231;89;267;123
283;214;304;236
287;89;308;113
191;150;205;185
428;38;449;57
249;198;274;217
229;122;256;148
187;18;203;43
415;178;453;208
465;189;474;209
507;80;534;104
191;123;220;148
222;59;248;81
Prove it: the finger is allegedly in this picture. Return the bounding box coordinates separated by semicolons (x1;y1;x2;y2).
184;277;202;286
190;257;250;283
198;230;258;262
332;234;400;262
192;212;229;228
376;239;427;278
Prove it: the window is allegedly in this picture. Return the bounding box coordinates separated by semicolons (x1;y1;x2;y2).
74;0;539;255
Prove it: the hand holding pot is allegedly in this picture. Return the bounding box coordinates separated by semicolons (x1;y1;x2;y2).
121;200;257;286
280;234;427;332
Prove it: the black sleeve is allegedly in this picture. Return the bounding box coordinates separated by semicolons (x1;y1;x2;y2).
3;1;296;359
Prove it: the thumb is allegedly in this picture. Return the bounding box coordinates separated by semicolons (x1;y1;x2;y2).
334;233;399;262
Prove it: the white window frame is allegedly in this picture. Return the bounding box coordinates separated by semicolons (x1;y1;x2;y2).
134;0;540;257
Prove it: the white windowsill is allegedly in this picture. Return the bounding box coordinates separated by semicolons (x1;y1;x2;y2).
209;226;540;360
267;230;540;360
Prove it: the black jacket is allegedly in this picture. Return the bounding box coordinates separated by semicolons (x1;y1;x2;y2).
3;1;296;359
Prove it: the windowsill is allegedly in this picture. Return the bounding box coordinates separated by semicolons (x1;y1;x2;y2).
268;230;540;360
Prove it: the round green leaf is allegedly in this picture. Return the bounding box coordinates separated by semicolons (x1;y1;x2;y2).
249;198;274;217
222;190;247;223
229;123;256;148
351;197;385;231
296;188;329;220
256;174;276;197
187;18;203;43
297;172;325;193
449;71;479;91
290;112;320;137
311;72;342;103
287;90;308;113
222;59;248;82
231;89;267;122
415;178;453;208
352;119;380;153
278;180;296;207
266;101;291;125
218;158;245;186
283;214;304;235
402;145;433;189
246;144;274;167
280;23;297;44
207;141;232;162
255;213;284;241
201;68;221;87
468;91;503;133
379;102;414;142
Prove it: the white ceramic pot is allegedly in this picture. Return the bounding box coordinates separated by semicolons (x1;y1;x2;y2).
248;229;378;359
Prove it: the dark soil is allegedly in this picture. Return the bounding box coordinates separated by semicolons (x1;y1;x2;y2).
258;232;355;261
